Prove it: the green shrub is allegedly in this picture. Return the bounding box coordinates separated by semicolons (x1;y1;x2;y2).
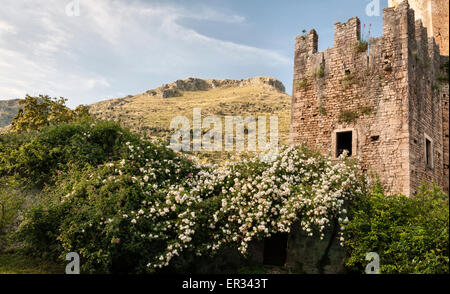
344;184;449;274
340;72;357;90
318;103;327;116
437;75;449;84
355;41;368;53
338;110;359;123
359;105;374;116
437;61;449;84
0;178;26;251
0;118;141;188
313;65;325;79
14;128;197;273
432;83;442;93
296;79;308;90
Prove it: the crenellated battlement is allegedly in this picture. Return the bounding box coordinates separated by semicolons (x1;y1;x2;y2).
334;17;361;48
291;0;449;197
294;0;443;85
389;0;449;56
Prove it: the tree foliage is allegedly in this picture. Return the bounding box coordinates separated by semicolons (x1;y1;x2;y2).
344;184;449;274
9;94;90;133
0;118;142;189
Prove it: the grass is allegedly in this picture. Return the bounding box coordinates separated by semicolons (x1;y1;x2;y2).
313;65;325;79
318;103;327;116
359;104;374;116
437;74;449;84
296;79;308;91
340;72;357;90
0;253;64;274
432;83;442;94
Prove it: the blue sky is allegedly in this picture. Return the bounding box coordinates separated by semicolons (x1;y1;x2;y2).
0;0;388;108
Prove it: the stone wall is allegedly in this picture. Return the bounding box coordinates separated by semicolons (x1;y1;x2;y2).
291;1;449;196
408;20;446;195
192;219;346;274
389;0;449;56
432;0;449;56
284;220;346;274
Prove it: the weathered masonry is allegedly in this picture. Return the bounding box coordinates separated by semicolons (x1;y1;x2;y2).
389;0;449;56
290;0;449;196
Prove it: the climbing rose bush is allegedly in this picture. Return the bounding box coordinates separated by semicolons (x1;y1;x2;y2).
17;137;366;273
148;147;365;270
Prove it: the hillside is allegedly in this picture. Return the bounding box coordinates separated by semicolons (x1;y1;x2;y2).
0;99;21;130
89;77;292;145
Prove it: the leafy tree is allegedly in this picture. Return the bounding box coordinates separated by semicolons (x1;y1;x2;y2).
9;95;90;133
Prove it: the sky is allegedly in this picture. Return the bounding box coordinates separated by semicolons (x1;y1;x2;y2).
0;0;389;108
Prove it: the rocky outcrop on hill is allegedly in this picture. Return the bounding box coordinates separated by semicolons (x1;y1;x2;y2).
145;77;286;99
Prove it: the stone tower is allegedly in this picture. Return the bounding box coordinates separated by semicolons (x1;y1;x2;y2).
389;0;449;55
291;0;449;196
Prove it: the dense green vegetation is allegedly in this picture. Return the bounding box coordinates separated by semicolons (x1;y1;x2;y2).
10;120;195;273
0;95;448;274
1;118;142;189
344;184;449;274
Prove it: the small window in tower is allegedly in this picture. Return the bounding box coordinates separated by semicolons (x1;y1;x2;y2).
425;137;433;169
336;131;353;157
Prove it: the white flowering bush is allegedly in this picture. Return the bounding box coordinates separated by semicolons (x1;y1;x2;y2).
15;122;366;273
17;139;197;273
147;146;365;270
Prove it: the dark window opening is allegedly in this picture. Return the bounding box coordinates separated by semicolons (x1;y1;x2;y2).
370;135;380;142
263;233;288;266
336;131;353;157
426;138;433;168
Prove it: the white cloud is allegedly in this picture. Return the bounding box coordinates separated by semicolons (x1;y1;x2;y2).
0;0;290;107
85;78;111;90
0;20;16;34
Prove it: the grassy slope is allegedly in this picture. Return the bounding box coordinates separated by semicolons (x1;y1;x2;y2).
0;253;64;274
89;81;292;146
